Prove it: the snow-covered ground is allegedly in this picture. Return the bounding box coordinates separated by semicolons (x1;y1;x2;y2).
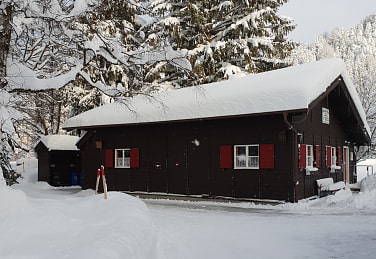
1;159;376;259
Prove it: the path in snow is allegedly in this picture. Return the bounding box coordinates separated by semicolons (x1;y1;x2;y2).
147;199;376;259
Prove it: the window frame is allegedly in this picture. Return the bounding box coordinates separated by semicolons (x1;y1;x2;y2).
114;148;131;168
234;144;259;169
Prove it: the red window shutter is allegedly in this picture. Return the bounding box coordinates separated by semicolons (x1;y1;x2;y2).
130;148;140;168
337;147;341;166
105;149;114;168
326;146;332;167
315;145;320;168
220;145;232;168
260;144;274;169
299;144;306;169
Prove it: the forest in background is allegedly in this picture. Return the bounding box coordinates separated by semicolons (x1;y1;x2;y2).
0;0;375;184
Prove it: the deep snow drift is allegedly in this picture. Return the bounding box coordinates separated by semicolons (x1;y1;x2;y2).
0;162;156;259
1;160;376;258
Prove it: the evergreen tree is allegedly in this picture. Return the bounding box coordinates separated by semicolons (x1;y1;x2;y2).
150;0;296;85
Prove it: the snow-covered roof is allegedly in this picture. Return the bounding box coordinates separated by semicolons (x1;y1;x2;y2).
35;135;79;151
63;58;370;137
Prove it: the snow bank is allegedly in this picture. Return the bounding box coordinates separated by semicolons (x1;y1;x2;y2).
0;184;156;258
0;182;30;213
280;175;376;211
360;174;376;192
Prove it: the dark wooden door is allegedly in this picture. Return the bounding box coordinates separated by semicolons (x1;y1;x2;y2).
148;136;168;193
304;175;315;198
168;134;188;194
187;136;210;195
82;140;102;190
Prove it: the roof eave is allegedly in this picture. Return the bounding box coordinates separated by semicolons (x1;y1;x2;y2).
63;108;309;131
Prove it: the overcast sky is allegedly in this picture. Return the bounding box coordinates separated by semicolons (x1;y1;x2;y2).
279;0;376;43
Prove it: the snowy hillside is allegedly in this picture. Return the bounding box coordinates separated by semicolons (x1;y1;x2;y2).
1;160;376;258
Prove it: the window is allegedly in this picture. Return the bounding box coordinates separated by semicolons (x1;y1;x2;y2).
306;145;314;167
220;144;274;169
234;145;259;169
322;107;330;124
115;149;130;168
105;148;140;169
299;144;320;169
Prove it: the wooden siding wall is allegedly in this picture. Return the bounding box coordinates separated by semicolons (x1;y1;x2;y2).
80;114;295;201
293;95;357;200
80;134;101;190
37;146;50;183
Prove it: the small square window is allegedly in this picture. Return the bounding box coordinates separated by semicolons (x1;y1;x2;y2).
115;149;131;168
234;145;259;169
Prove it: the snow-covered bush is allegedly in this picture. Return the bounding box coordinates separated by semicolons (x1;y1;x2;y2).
360;174;376;192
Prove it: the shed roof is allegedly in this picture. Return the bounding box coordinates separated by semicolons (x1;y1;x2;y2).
63;58;370;138
35;135;79;151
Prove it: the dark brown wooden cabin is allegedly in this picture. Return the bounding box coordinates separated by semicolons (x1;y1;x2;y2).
63;59;370;202
34;135;81;187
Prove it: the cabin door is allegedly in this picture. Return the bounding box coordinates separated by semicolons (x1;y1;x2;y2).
148;136;168;193
187;136;210;195
343;146;350;184
168;133;188;194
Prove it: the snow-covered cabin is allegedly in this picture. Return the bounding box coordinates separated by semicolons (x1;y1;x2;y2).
63;59;370;202
34;135;80;187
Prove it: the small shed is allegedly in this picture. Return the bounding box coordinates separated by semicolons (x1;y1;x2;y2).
34;135;80;187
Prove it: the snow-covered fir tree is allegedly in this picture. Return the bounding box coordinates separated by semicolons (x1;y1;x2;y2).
287;14;376;158
150;0;296;85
